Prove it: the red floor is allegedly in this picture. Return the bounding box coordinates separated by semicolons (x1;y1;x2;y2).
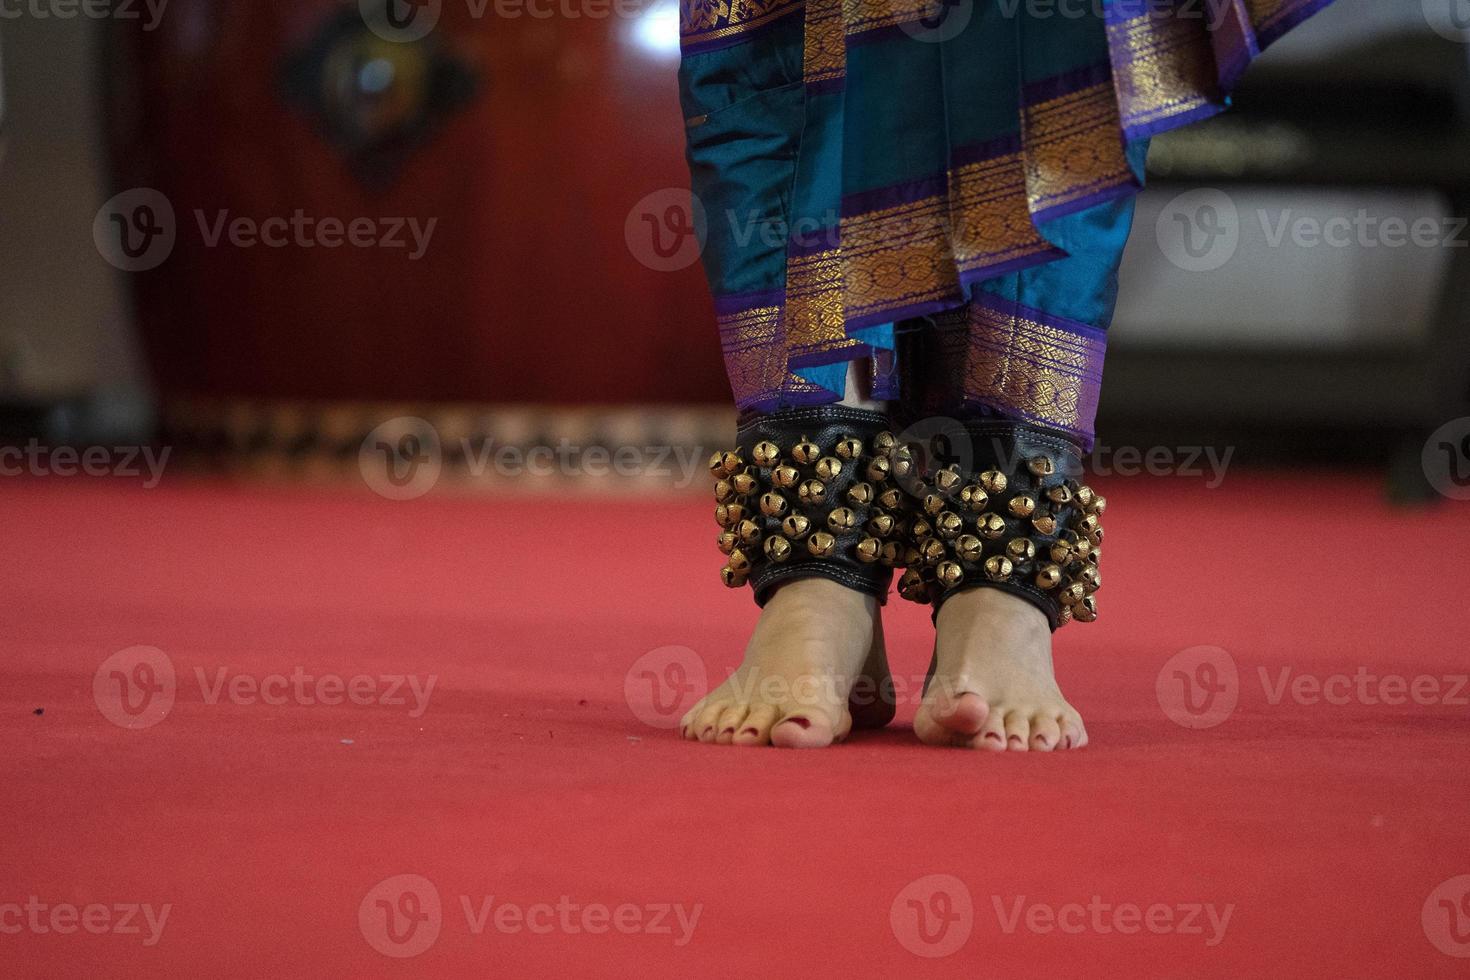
3;474;1469;977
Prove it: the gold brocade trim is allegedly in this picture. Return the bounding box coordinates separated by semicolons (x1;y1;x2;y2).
680;0;803;47
786;249;863;357
949;151;1059;275
1105;12;1218;132
1022;81;1135;217
840;0;946;35
718;304;832;406
840;192;958;322
804;0;846;86
963;302;1105;436
1245;0;1308;36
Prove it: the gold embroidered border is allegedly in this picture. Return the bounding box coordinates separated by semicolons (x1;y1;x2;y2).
839;192;958;322
718;304;832;406
963;303;1105;436
786;248;864;358
840;0;946;36
949;151;1059;276
1105;11;1218;132
804;0;846;86
1023;81;1135;217
681;0;804;48
1245;0;1309;37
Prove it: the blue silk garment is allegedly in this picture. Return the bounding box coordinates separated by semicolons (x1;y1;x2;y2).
679;0;1334;448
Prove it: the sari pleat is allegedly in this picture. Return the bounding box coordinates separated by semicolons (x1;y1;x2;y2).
679;0;1334;444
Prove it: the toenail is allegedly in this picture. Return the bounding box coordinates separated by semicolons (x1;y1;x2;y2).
1008;735;1023;745
781;717;811;730
740;727;758;736
720;727;735;735
985;732;1003;742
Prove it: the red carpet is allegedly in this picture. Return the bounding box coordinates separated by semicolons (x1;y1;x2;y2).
3;474;1469;977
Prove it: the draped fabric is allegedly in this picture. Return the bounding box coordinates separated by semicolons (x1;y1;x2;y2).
679;0;1333;447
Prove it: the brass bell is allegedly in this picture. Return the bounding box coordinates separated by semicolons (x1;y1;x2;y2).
933;467;961;495
1077;514;1100;536
923;493;948;516
736;519;762;545
759;492;788;518
708;451;727;476
782;514;812;539
807;531;836;558
1077;565;1101;593
1032;514;1058;536
867;513;896;538
714;479;735;503
792;438;820;465
880;541;904;566
827;507;858;533
764;535;792;563
717;531;738;555
847;482;874;506
855;536;882;563
1087;548;1101;564
897;568;927;601
727;548;751;572
935;511;963;539
902;545;922;566
835;437;863;460
1007;494;1036;518
1088;495;1107;515
1058;582;1085;606
1047;484;1073;505
919;538;947;565
720;566;747;588
1074;485;1096;509
797;479;827;505
936;560;964;589
1056;605;1074;626
877;488;904;510
731;472;757;495
1048;541;1073;565
771;464;800;488
891;451;914;479
984;555;1013;581
721;450;743;473
872;431;897;454
716;503;745;528
1074;595;1098;622
978;514;1006;539
1006;538;1036;561
1027;456;1055;478
1073;537;1092;560
815;456;843;481
1035;564;1063;589
751;440;781;467
866;457;892;481
1087;526;1104;546
909;518;933;540
960;485;989;513
955;534;983;562
980;470;1008;495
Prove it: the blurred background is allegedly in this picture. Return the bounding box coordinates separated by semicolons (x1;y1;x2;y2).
2;0;1470;498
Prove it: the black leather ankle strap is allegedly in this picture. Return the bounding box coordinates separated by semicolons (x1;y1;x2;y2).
713;406;899;606
891;420;1104;630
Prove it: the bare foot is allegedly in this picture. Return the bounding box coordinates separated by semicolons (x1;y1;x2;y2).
680;578;893;748
914;587;1088;752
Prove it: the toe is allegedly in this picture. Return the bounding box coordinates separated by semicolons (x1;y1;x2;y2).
732;704;779;746
770;709;840;749
678;699;708;740
1002;711;1031;752
927;684;991;736
1029;715;1062;752
971;709;1007;752
694;701;727;744
714;704;750;745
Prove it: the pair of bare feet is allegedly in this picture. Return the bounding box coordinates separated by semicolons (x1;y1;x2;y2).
679;577;1088;751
